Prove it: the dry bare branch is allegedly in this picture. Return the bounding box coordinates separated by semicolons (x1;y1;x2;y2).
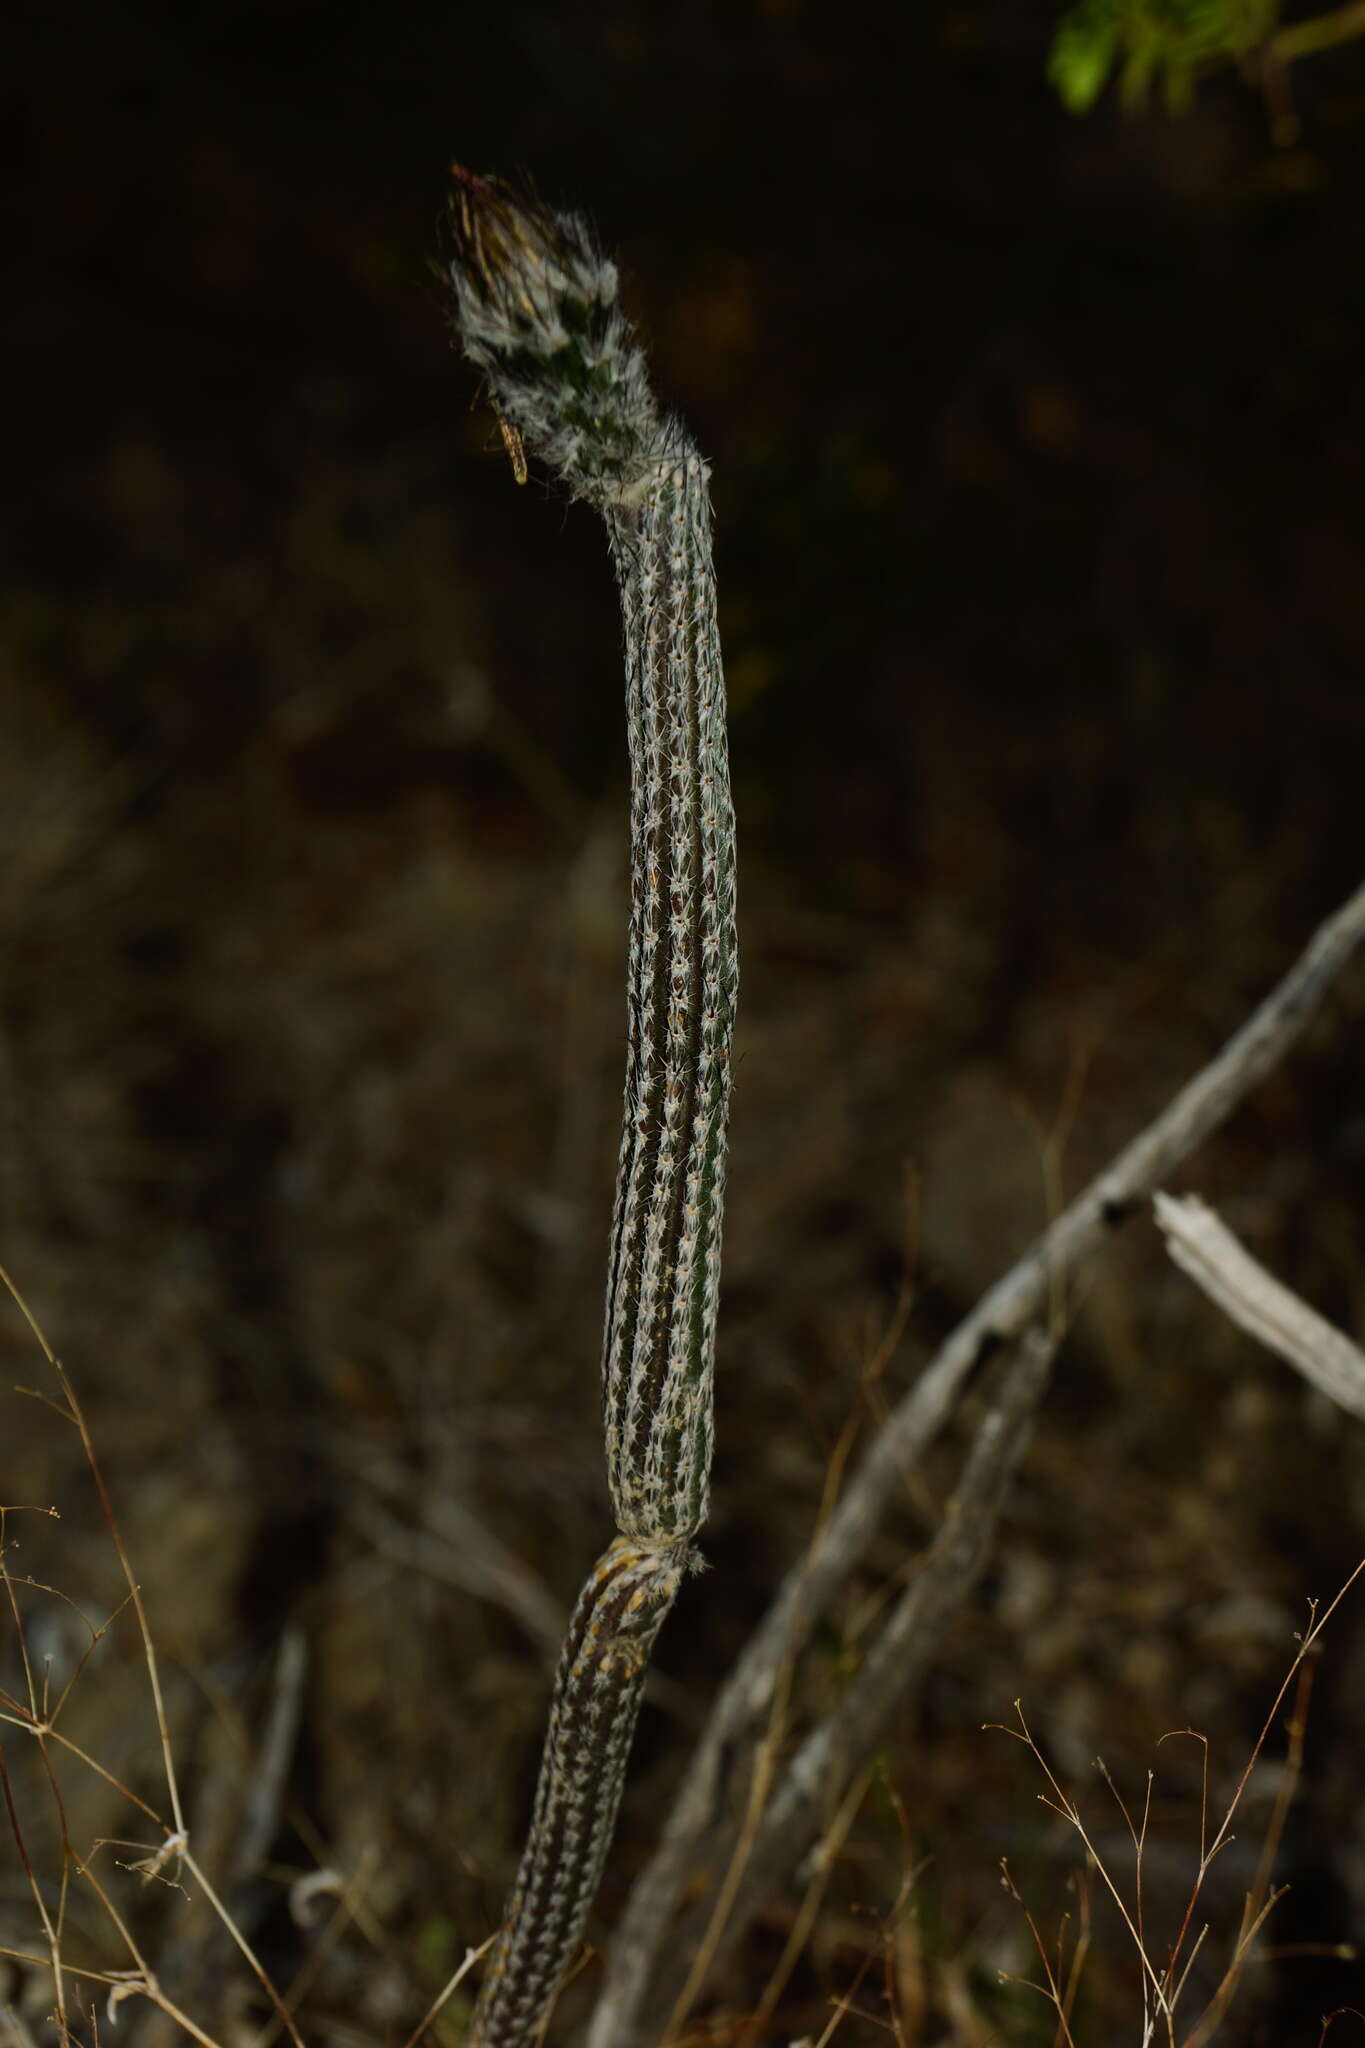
660;1325;1058;2043
1154;1190;1365;1418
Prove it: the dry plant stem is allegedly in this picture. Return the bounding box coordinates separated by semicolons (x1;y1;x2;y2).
140;1630;312;2048
999;1558;1365;2048
663;1325;1057;2043
2;1264;309;2048
1270;0;1365;63
401;1932;496;2048
1165;1555;1365;2019
235;1625;309;1892
448;171;736;2047
738;1763;871;2048
2;1271;188;1848
998;1858;1086;2048
593;873;1365;2048
344;1455;566;1654
1154;1190;1365;1417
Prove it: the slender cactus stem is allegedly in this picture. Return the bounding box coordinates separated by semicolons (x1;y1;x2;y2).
472;1537;688;2047
447;170;737;2046
602;454;737;1546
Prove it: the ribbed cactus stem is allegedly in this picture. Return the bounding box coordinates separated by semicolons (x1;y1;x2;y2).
471;1538;688;2048
448;169;736;2048
603;454;737;1545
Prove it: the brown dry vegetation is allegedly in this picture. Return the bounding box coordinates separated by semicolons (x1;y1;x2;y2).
4;4;1365;2043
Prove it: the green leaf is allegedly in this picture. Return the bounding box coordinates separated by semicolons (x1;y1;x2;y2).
1049;0;1283;114
1049;0;1125;111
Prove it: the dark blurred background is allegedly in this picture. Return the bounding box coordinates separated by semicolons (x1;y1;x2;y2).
3;3;1365;2042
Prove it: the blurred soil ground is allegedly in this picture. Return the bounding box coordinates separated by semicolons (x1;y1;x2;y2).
3;3;1365;2042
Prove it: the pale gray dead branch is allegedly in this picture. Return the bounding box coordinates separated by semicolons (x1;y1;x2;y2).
235;1626;309;1889
1155;1190;1365;1418
591;873;1365;2048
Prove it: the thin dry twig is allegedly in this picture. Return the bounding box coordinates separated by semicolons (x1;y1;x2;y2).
660;1325;1058;2044
997;1556;1365;2048
1;1263;309;2048
401;1932;496;2048
997;1857;1083;2048
338;1440;565;1655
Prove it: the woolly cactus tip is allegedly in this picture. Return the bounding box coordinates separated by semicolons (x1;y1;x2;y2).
446;165;659;500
